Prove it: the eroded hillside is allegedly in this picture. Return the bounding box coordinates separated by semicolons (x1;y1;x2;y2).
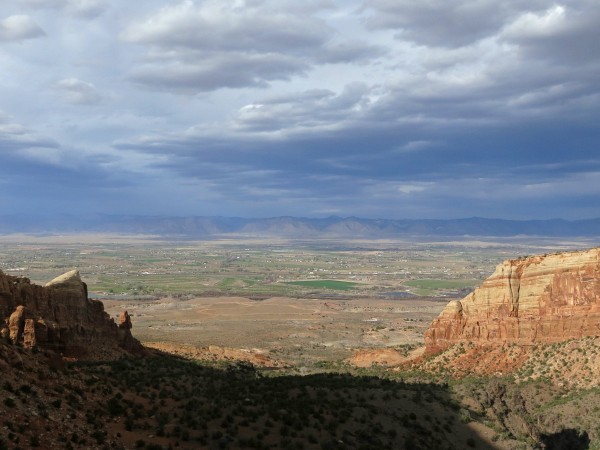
425;247;600;353
0;269;141;358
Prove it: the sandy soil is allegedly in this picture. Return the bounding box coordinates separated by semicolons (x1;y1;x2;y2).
103;295;447;367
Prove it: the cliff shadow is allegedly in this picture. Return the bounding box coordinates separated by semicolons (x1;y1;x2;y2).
539;429;590;450
68;353;507;450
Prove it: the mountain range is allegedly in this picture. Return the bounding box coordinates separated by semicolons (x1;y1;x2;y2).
1;214;599;238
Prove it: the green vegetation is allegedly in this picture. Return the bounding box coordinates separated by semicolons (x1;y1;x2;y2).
0;238;526;298
404;279;480;295
285;279;358;290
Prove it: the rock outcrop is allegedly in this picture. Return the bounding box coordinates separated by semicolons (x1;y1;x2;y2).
0;269;142;357
425;247;600;353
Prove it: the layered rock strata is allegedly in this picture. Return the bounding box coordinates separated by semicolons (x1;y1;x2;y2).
425;247;600;353
0;269;142;357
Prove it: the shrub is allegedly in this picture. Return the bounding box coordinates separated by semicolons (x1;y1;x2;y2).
29;435;40;447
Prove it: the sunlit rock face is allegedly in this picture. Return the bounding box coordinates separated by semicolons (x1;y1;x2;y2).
0;269;142;357
425;247;600;353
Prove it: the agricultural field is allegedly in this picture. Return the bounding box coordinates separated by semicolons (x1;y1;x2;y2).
0;234;573;299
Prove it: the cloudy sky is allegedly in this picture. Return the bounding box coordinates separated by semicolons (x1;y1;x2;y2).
1;0;599;220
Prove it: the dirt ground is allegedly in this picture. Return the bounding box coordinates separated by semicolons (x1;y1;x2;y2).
103;296;448;367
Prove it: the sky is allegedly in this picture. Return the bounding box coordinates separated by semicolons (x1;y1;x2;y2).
0;0;599;220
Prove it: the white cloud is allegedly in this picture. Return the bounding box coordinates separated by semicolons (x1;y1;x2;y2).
397;183;431;194
130;53;308;93
363;0;546;47
233;83;372;133
122;1;330;54
21;0;107;18
55;78;102;105
502;5;567;39
0;15;45;42
396;140;435;152
66;0;107;18
499;2;600;64
0;114;57;151
122;0;384;92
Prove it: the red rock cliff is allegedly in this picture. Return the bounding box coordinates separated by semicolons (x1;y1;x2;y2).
0;269;142;357
425;247;600;354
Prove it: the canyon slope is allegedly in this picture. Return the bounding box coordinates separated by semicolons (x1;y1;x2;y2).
0;269;141;358
425;247;600;353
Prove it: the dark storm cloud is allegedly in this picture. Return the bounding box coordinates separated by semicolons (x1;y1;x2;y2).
1;0;599;219
97;0;600;217
114;60;600;217
0;113;144;214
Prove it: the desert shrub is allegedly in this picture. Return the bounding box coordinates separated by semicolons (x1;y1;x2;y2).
29;434;40;447
91;430;106;444
107;396;125;416
459;409;472;423
18;384;32;394
125;416;134;431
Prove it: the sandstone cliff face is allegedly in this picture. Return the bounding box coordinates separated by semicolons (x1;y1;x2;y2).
0;269;142;357
425;247;600;353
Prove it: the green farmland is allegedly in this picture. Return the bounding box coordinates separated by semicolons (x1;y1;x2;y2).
285;280;358;291
0;235;549;298
404;278;480;295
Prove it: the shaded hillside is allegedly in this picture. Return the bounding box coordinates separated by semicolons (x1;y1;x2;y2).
423;341;600;450
0;341;509;450
1;214;599;238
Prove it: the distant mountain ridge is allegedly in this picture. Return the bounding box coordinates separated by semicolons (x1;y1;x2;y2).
1;214;599;238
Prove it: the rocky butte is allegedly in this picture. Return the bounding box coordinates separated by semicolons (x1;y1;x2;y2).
0;269;142;358
425;247;600;354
